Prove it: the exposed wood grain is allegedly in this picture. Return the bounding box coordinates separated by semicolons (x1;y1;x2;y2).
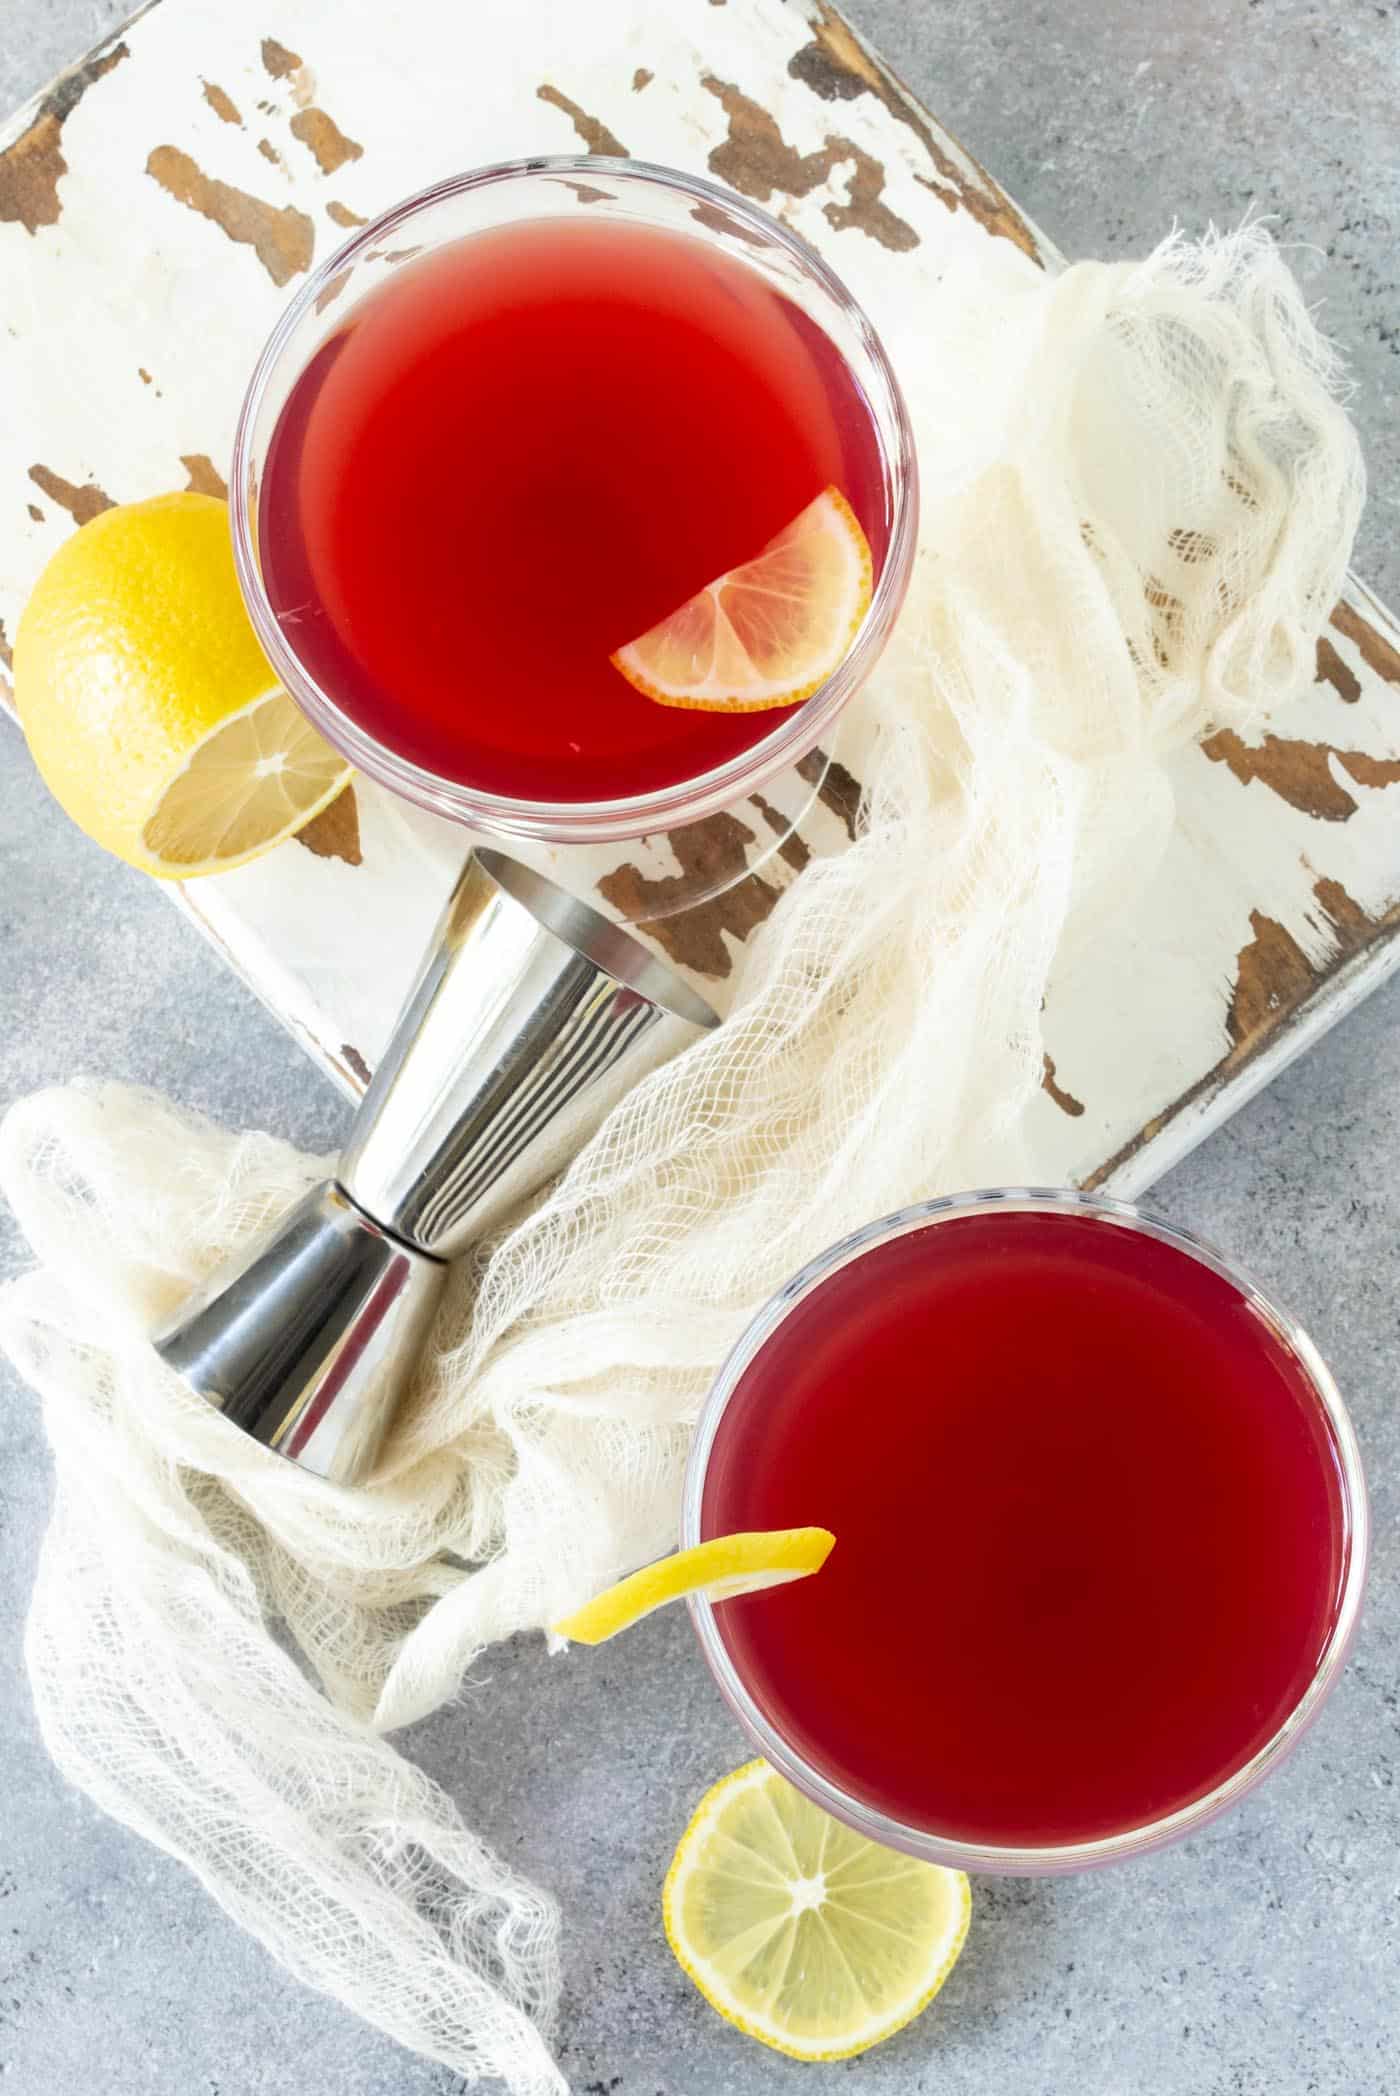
633;68;654;91
181;453;228;498
313;266;351;314
145;146;315;286
1042;1054;1086;1117
1312;874;1371;939
598;813;782;976
690;199;766;244
1201;727;1400;823
0;42;127;234
796;748;862;840
339;1043;371;1087
702;75;916;250
294;785;362;865
1327;748;1400;797
26;504;42;522
1087;875;1400;1189
289;107;363;174
826;141;918;249
703;72;821;197
201;82;241;126
260;38;304;79
27;464;113;523
0;618;12;670
1315;634;1361;703
750;795;812;870
1228;910;1326;1051
789;1;1043;265
536;85;628;157
1331;597;1400;685
326;200;366;227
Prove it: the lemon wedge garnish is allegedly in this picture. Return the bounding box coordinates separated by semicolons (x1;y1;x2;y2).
610;486;873;712
551;1527;834;1646
665;1760;971;2061
15;491;351;878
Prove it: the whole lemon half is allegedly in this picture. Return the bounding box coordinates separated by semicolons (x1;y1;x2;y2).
15;491;350;879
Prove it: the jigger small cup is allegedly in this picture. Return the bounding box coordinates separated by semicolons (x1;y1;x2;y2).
154;849;718;1486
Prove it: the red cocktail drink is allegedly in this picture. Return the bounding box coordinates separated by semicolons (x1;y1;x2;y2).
686;1192;1367;1870
233;161;916;844
258;219;886;805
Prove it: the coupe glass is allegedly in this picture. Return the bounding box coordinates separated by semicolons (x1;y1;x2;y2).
230;155;917;857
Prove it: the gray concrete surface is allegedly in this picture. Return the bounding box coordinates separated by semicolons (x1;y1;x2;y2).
1;4;1397;2094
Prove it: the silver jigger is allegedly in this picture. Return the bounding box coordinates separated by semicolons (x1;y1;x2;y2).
153;848;718;1486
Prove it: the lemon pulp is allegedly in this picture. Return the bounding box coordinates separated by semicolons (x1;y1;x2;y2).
665;1760;971;2061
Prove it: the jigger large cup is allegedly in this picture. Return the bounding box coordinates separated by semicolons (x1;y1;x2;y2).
154;849;718;1485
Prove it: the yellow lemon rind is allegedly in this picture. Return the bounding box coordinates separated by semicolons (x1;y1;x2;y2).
663;1760;971;2063
551;1527;834;1646
131;689;353;880
14;491;351;881
610;486;873;714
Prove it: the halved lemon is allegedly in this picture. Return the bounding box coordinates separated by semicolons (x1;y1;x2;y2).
665;1760;971;2061
611;486;873;712
15;491;351;878
140;689;350;870
551;1528;834;1646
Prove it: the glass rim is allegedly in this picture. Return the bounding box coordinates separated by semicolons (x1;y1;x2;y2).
230;153;919;845
681;1186;1370;1875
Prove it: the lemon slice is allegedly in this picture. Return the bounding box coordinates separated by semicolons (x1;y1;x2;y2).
15;491;351;879
665;1760;971;2061
611;486;873;712
141;688;350;871
551;1528;834;1645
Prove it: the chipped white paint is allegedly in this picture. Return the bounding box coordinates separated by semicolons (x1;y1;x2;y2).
3;0;1400;1189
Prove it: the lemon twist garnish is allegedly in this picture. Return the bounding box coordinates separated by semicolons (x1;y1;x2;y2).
551;1527;835;1646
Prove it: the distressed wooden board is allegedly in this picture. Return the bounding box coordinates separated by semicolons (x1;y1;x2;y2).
2;0;1399;1187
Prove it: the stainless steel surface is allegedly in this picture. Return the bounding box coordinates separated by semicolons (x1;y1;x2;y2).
155;851;718;1483
154;1180;446;1484
340;849;717;1257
